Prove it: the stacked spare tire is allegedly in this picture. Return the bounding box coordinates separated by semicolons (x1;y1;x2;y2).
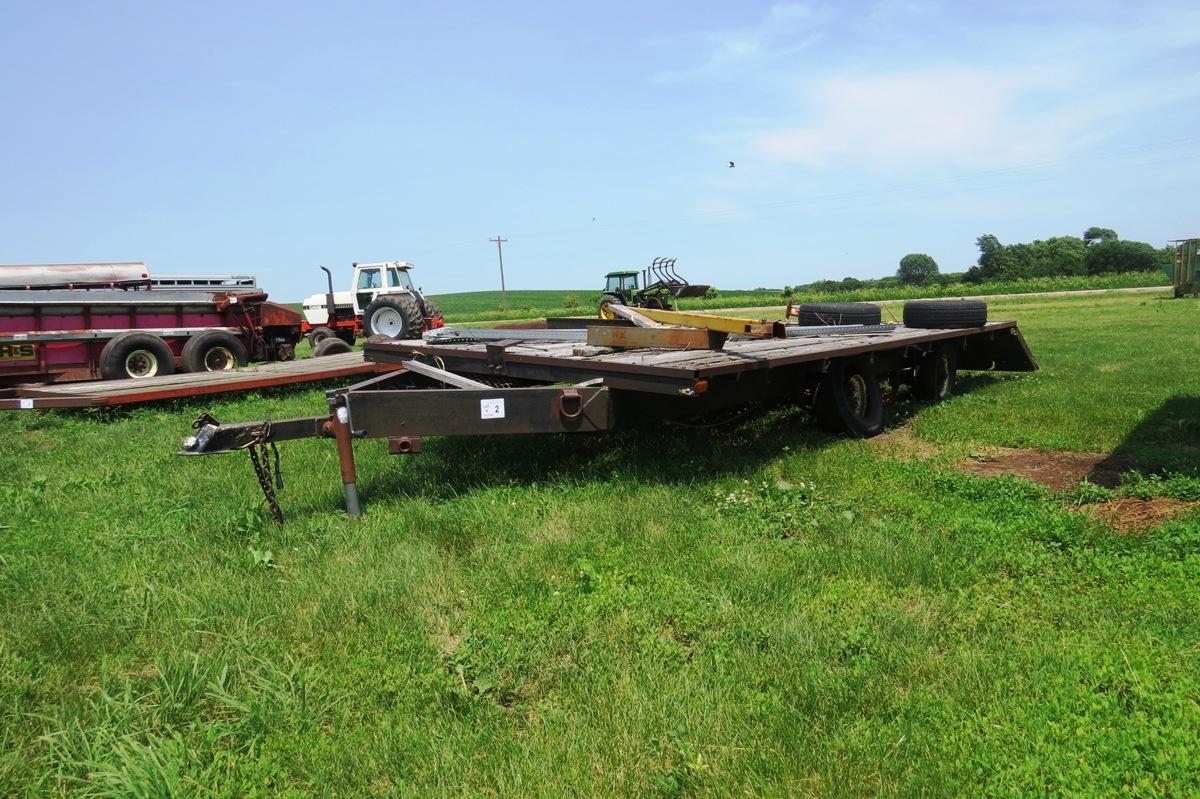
792;299;988;329
901;299;988;329
794;302;881;327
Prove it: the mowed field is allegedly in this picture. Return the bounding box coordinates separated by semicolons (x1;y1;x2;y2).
2;291;1199;796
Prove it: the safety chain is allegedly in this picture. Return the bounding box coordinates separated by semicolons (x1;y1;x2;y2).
246;421;285;526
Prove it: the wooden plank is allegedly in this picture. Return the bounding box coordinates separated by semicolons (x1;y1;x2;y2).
606;304;663;328
400;358;492;390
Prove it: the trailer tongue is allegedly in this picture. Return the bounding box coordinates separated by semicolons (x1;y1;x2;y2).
179;305;1037;523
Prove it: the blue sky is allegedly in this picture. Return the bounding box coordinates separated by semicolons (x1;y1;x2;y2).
2;1;1198;298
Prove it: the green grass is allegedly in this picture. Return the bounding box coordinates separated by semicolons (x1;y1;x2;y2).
2;291;1198;796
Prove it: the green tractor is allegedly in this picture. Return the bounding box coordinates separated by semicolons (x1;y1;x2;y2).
598;257;710;318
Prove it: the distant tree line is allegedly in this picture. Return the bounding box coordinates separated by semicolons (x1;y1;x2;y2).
962;227;1170;283
781;227;1170;296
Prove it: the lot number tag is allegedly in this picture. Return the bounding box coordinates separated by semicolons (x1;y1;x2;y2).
480;398;505;419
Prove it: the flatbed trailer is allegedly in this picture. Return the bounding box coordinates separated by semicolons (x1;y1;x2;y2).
179;318;1036;522
0;351;385;409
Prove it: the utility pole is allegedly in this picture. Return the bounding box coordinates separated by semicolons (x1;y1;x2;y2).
489;235;508;310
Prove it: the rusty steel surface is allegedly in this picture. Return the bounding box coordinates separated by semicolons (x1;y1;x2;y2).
255;299;304;328
345;386;614;438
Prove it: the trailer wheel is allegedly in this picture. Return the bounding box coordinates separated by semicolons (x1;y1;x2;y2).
598;293;623;319
902;300;987;329
335;330;356;346
364;296;423;339
182;331;248;373
314;337;353;356
99;332;176;380
812;360;884;437
796;302;881;326
913;347;958;400
308;326;335;347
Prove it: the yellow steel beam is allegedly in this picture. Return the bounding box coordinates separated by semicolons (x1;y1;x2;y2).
631;307;786;338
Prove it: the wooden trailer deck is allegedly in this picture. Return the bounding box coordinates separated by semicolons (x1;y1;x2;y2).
0;352;386;409
364;321;1036;394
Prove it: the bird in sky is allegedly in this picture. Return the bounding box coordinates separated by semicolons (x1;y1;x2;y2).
728;161;735;168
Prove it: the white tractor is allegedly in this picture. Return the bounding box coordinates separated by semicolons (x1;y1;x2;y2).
300;262;444;350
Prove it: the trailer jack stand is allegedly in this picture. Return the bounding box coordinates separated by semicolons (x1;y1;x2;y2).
330;403;362;518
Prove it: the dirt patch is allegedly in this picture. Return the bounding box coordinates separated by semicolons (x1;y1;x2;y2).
961;448;1137;491
1079;497;1198;532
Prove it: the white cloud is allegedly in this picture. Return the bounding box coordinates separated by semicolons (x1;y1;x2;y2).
753;69;1044;169
651;3;833;83
702;6;1200;174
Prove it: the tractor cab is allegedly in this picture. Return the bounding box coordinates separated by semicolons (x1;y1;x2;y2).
352;262;416;315
603;271;639;302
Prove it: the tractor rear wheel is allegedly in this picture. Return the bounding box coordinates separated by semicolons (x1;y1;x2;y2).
364;296;424;339
598;293;623;319
423;300;445;322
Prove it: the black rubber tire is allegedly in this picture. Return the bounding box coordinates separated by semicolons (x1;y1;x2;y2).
363;295;424;339
181;330;248;373
913;347;958;400
796;302;881;326
334;329;356;346
598;293;623;319
903;300;987;329
641;296;665;310
313;337;353;356
423;300;444;321
99;332;176;380
308;326;335;348
812;360;884;437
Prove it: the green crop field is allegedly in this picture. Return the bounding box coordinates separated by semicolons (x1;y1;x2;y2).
2;290;1199;796
429;272;1166;324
